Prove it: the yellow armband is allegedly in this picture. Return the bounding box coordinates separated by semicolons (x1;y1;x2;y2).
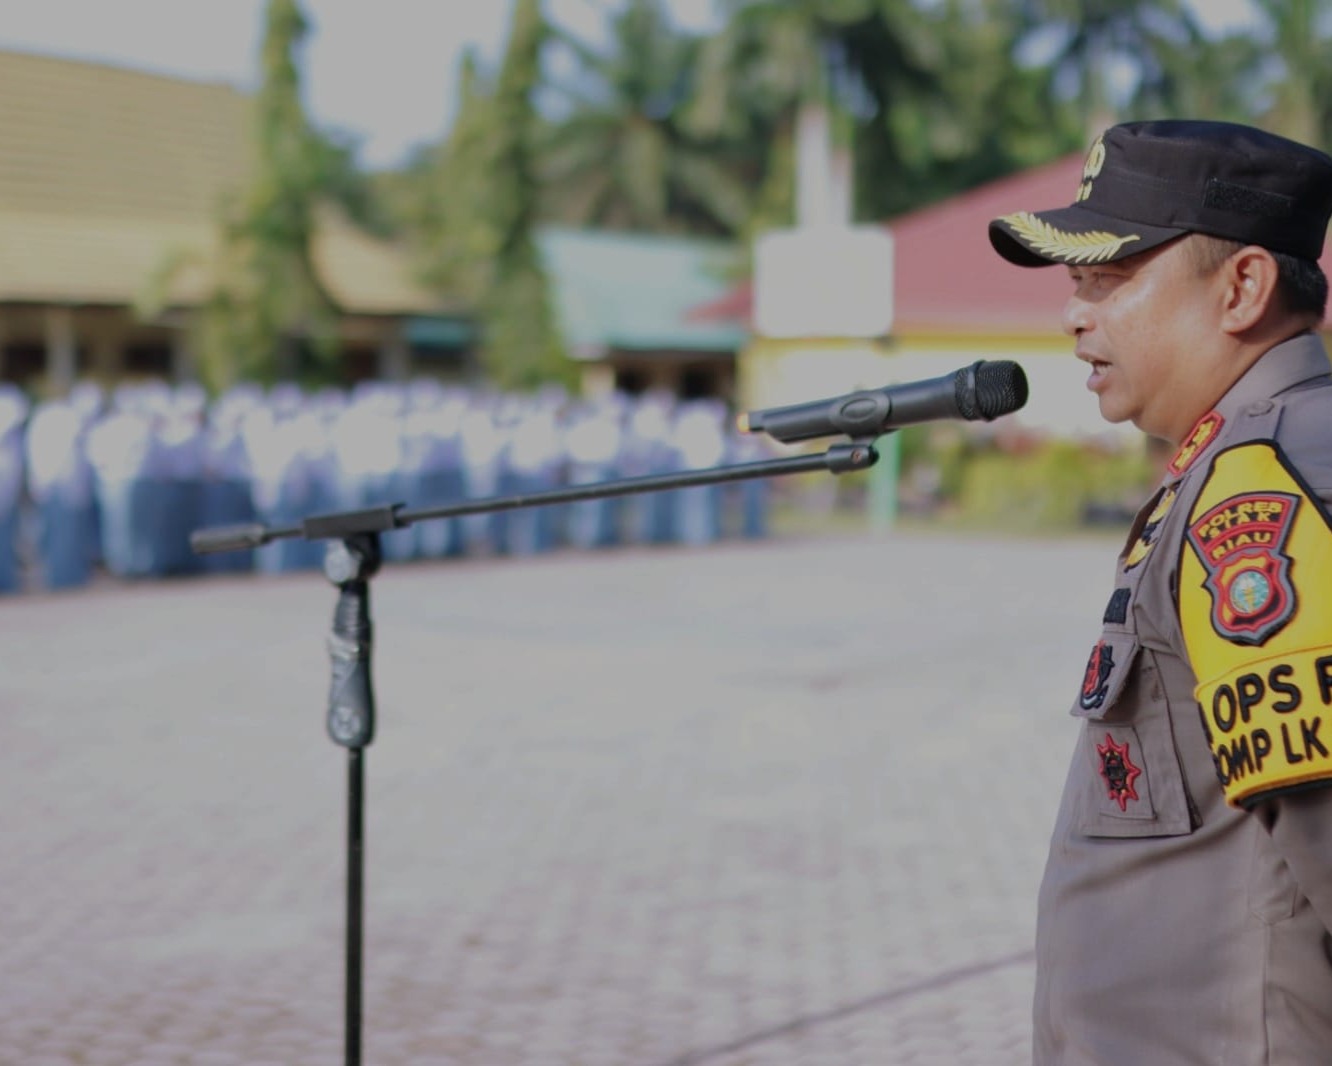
1180;442;1332;808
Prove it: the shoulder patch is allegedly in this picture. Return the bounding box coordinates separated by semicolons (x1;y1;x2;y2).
1080;640;1116;711
1069;631;1139;720
1180;441;1332;808
1186;490;1299;646
1168;411;1224;477
1125;486;1177;571
1103;588;1131;625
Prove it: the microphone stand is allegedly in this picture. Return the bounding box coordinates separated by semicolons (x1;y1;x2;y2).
190;438;879;1066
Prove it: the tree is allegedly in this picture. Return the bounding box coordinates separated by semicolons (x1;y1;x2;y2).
688;0;1007;224
1247;0;1332;146
1135;22;1266;126
539;0;752;235
1012;0;1201;130
221;0;343;384
478;0;571;389
406;48;501;305
860;0;1085;216
140;0;371;391
688;0;871;228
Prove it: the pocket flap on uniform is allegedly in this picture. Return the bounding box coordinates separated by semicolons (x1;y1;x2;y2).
1069;632;1140;719
1075;718;1195;836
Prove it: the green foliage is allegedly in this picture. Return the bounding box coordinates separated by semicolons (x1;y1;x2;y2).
1247;0;1332;147
1132;20;1265;125
141;0;378;393
390;0;1332;302
399;0;572;389
482;256;577;391
408;50;501;304
472;0;570;387
860;0;1086;217
210;0;345;388
1013;0;1198;126
537;0;752;235
951;440;1155;531
381;0;1332;257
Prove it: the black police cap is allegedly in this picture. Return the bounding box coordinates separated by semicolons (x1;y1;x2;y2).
989;120;1332;268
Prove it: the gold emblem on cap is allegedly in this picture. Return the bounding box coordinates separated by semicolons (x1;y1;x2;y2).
1076;135;1107;203
999;211;1141;264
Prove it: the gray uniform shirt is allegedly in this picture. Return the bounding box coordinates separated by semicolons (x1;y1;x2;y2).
1035;332;1332;1065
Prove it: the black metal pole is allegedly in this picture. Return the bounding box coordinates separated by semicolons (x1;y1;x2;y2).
346;746;364;1066
322;534;380;1066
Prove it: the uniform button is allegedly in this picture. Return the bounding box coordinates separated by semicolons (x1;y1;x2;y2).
1246;400;1274;415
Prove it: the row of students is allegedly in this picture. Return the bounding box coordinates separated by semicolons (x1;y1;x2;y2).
0;379;775;593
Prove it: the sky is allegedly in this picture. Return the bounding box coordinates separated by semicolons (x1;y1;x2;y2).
0;0;1264;171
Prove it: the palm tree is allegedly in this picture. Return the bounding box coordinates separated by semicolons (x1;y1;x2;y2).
689;0;866;228
1014;0;1201;130
1135;21;1266;126
851;0;1084;216
1247;0;1332;147
688;0;977;224
538;0;752;235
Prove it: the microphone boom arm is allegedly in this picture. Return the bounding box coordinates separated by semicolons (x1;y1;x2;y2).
190;440;880;556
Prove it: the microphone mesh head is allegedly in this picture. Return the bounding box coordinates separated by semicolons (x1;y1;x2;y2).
960;360;1029;420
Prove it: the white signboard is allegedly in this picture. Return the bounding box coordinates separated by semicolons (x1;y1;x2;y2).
753;225;894;340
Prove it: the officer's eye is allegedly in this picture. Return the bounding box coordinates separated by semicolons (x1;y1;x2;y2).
1072;266;1123;287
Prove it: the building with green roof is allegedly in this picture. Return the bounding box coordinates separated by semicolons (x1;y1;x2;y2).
538;227;747;401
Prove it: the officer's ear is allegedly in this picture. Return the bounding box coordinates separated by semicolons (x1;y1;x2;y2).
1218;246;1281;335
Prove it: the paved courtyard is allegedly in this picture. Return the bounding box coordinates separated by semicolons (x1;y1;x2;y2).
0;529;1119;1065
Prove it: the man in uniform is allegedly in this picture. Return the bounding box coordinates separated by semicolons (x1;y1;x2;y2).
988;120;1332;1063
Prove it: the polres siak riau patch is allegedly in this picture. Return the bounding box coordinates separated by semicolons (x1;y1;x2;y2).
1186;490;1300;646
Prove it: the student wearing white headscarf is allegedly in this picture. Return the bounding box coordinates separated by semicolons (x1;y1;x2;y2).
0;387;28;593
24;399;97;588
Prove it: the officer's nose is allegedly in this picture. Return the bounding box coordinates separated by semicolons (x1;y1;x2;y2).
1061;291;1092;338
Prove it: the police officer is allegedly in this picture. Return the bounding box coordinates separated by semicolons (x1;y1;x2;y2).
989;120;1332;1063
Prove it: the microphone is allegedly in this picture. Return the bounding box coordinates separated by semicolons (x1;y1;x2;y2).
737;360;1028;443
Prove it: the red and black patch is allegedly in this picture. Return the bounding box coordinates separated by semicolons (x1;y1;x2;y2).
1186;491;1300;646
1168;411;1224;477
1079;640;1115;711
1096;733;1142;811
